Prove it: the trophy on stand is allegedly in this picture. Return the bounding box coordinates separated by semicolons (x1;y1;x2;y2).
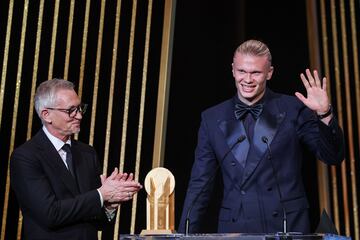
141;167;175;235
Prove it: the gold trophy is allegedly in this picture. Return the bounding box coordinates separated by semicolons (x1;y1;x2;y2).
141;167;175;235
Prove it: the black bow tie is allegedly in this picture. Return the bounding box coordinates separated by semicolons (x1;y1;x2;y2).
234;103;263;120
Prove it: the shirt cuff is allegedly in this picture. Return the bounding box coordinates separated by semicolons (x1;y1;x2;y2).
97;189;104;207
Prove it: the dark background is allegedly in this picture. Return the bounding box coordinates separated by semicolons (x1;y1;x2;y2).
0;0;324;238
166;0;318;232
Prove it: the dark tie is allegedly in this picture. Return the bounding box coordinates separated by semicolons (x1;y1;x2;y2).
62;144;75;178
234;103;263;120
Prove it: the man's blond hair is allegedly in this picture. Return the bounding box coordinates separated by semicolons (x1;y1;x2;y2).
234;39;272;65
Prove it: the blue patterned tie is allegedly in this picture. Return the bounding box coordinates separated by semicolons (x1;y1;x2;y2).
234;103;263;120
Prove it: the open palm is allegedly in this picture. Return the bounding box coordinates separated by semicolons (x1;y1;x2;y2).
295;69;330;113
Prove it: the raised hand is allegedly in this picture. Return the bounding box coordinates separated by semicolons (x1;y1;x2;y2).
295;69;330;114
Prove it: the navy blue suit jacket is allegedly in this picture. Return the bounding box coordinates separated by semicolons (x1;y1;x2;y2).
10;129;109;240
179;89;344;234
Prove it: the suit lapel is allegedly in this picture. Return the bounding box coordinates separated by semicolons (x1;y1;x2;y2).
34;130;79;195
218;119;250;167
240;91;286;186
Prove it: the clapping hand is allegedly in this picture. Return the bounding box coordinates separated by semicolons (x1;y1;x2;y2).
98;168;142;209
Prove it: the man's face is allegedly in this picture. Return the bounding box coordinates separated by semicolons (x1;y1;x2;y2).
42;89;83;141
232;53;273;105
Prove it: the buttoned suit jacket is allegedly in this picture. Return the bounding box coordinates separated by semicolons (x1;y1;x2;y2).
11;129;109;240
179;89;344;234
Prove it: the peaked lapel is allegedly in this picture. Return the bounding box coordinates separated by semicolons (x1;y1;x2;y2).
34;130;80;195
218;119;250;167
240;90;286;186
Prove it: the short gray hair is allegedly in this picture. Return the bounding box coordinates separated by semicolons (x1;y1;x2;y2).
234;39;272;65
34;79;75;117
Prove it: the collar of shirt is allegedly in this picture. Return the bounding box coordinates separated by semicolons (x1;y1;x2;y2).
42;126;72;151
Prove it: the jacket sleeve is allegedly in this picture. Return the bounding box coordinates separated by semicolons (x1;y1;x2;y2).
297;105;345;165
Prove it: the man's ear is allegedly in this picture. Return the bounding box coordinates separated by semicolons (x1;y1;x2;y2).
41;109;52;124
266;66;274;80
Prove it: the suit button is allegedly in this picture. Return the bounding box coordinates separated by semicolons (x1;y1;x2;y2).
241;190;246;195
272;211;278;217
231;161;236;166
267;187;272;191
232;218;236;222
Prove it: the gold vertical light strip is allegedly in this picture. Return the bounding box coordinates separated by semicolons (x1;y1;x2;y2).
152;0;176;168
103;0;122;183
350;0;360;239
130;0;153;234
26;0;45;142
63;0;75;80
114;0;137;237
89;0;106;146
330;0;350;235
339;0;353;236
17;1;46;238
319;0;341;230
305;0;331;215
78;0;91;101
319;0;332;97
0;2;14;236
0;0;14;131
91;1;107;239
76;0;91;142
47;0;61;80
1;1;29;239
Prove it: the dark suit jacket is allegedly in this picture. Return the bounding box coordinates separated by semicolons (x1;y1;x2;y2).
179;89;344;234
10;129;110;240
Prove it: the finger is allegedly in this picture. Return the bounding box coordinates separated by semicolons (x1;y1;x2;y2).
114;172;124;181
305;69;315;86
100;174;106;184
300;73;310;89
119;173;128;181
124;181;142;188
126;186;142;193
122;191;132;201
127;191;133;200
322;77;327;91
126;173;134;181
109;203;120;209
108;168;119;180
313;70;321;87
295;92;307;105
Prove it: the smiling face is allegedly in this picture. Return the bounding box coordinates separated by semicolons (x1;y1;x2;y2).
232;52;273;105
41;89;83;142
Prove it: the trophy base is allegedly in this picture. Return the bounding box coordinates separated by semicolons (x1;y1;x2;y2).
140;229;176;236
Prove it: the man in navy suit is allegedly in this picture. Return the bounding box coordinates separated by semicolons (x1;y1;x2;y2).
179;40;344;234
11;79;142;239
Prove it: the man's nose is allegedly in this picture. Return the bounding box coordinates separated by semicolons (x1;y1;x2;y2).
243;73;252;82
74;110;83;119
